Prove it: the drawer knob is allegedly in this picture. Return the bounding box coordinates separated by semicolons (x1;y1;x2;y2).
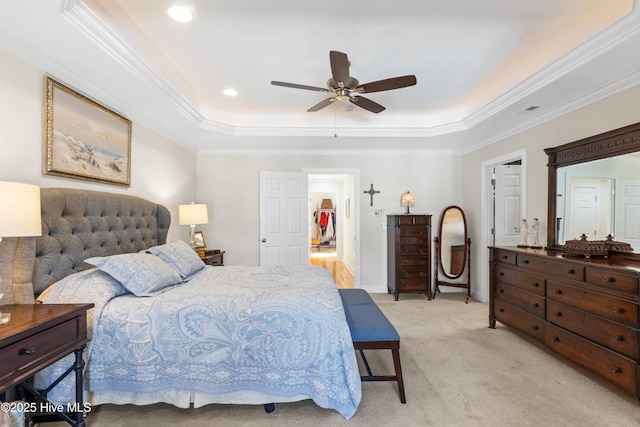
564;268;575;275
550;337;559;342
552;312;562;317
610;367;621;374
612;307;623;314
523;260;530;264
613;335;623;342
552;289;561;294
532;282;539;287
22;348;36;356
498;289;505;293
531;303;538;308
603;277;616;283
531;325;539;330
498;308;504;313
502;255;508;260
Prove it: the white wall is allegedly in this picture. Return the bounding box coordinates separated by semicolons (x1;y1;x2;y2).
0;48;198;242
463;83;640;303
197;151;462;293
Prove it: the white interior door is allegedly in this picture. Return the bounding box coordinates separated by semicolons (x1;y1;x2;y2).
259;171;308;266
494;164;522;246
615;179;640;251
567;178;612;241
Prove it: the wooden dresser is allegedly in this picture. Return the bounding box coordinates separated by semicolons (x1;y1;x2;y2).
489;247;640;398
387;214;432;301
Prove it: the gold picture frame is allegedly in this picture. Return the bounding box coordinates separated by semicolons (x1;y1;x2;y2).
43;75;132;186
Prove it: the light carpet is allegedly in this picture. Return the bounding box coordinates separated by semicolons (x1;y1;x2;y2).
43;292;640;427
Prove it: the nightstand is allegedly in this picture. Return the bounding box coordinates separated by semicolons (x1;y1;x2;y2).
200;251;225;266
0;303;93;427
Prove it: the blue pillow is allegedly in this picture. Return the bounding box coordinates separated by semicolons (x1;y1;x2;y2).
144;240;206;280
85;253;183;296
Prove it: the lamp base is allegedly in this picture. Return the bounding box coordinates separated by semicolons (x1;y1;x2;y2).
189;225;196;248
0;312;10;324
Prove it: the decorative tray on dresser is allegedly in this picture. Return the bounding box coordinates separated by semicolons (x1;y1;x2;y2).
489;247;640;399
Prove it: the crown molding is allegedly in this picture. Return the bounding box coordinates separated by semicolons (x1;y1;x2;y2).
60;0;640;144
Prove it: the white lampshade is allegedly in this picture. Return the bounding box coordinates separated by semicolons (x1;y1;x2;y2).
401;191;415;207
401;191;415;214
179;203;209;226
0;181;42;238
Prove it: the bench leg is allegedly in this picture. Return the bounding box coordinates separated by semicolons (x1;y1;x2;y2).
391;348;406;403
359;350;374;377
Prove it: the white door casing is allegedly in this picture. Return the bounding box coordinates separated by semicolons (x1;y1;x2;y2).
259;171;308;266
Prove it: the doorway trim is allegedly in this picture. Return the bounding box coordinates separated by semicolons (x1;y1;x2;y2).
479;149;527;303
305;167;361;289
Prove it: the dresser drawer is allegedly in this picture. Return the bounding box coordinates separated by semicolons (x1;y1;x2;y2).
398;278;428;292
494;265;544;296
547;300;639;359
0;317;81;378
399;236;429;245
547;280;638;328
397;215;429;226
585;267;639;294
495;282;545;318
494;299;544;341
398;245;429;256
544;323;638;396
493;248;516;265
398;257;429;267
399;267;429;279
517;254;584;281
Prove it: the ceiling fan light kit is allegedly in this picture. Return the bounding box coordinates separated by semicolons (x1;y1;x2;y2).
271;50;417;113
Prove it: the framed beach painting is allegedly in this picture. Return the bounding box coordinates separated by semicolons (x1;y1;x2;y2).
43;76;132;186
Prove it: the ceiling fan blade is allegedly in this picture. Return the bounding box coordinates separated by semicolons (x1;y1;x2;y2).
330;51;350;87
350;96;385;113
356;75;417;93
271;81;329;92
307;97;336;112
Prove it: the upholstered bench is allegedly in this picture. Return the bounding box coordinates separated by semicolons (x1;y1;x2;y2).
339;289;406;403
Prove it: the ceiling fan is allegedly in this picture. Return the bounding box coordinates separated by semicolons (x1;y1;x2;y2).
271;51;417;114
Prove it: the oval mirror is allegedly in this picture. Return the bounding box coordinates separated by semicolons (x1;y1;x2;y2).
437;206;468;279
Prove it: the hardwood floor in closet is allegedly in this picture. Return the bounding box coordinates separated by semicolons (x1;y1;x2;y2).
309;251;354;289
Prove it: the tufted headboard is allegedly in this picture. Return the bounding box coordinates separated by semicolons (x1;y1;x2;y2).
0;188;170;304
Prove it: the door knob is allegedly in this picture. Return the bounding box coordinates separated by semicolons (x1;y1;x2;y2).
261;238;266;243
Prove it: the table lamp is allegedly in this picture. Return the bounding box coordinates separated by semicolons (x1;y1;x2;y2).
401;191;415;214
0;181;42;323
178;203;208;249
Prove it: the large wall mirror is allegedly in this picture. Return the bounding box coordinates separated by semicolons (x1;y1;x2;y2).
433;206;471;303
545;121;640;253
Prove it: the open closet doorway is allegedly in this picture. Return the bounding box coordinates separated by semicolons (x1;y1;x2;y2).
307;170;359;289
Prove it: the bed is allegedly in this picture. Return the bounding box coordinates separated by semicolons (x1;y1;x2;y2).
0;188;361;419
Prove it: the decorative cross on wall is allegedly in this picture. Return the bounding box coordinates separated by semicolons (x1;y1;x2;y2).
363;184;380;206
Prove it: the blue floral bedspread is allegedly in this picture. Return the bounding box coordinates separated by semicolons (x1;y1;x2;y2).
34;265;361;419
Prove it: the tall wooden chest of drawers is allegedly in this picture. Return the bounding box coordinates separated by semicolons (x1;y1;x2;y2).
387;214;432;301
489;247;640;398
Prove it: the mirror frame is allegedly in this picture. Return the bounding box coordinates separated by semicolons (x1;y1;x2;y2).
437;205;468;279
545;121;640;251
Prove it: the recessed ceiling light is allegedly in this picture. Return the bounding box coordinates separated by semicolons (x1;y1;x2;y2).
167;5;192;23
223;88;238;97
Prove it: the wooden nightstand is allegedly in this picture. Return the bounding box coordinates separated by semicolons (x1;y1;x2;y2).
0;303;93;427
200;251;225;266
